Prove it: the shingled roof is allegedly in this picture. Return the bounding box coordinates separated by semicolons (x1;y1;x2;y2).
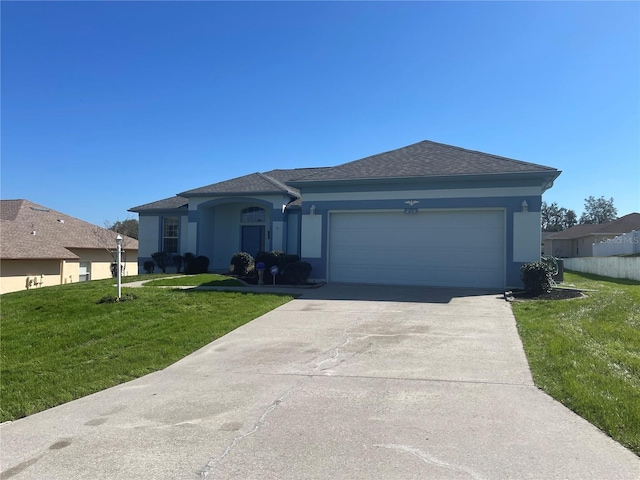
292;140;559;183
130;140;560;212
129;196;189;212
1;200;138;260
545;213;640;240
179;172;299;197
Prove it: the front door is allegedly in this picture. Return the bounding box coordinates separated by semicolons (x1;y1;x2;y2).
241;225;265;256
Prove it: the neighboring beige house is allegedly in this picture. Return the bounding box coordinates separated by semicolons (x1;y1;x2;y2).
1;199;138;294
543;213;640;258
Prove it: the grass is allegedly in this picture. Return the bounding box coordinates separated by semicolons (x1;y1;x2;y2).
512;271;640;455
0;277;293;422
142;273;244;287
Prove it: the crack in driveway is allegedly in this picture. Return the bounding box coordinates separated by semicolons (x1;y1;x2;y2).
198;376;307;479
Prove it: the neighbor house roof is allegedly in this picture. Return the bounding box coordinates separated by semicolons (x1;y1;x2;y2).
1;200;138;260
545;213;640;240
291;140;560;184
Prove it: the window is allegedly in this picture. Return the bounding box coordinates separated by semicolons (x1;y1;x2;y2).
241;207;265;223
163;217;179;253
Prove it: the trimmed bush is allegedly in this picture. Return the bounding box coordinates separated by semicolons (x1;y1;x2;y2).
253;251;306;283
197;255;210;273
183;253;210;274
521;261;552;295
172;255;184;274
143;260;155;274
282;261;312;285
230;252;254;276
151;251;171;273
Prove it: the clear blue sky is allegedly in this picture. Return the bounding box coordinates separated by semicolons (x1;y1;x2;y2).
2;1;639;226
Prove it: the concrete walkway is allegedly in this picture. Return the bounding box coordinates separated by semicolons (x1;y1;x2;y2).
2;284;638;479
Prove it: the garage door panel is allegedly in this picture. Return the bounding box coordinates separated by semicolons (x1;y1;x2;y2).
329;210;504;288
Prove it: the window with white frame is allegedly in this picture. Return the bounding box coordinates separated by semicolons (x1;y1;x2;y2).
162;217;179;253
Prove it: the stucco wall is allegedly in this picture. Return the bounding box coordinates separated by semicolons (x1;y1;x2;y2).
138;215;160;258
1;249;139;295
564;257;640;281
0;259;62;294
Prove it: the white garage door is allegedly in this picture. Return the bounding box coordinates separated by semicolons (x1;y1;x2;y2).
329;210;504;288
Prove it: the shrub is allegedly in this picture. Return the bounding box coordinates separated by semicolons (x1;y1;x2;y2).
183;253;197;274
173;255;184;273
96;293;138;304
143;260;155;274
151;251;171;273
255;251;292;282
197;255;210;273
183;252;210;274
521;261;552;295
230;252;254;276
282;261;312;285
284;254;300;265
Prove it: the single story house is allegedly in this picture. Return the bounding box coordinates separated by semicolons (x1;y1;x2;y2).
130;140;561;289
543;213;640;258
1;199;138;294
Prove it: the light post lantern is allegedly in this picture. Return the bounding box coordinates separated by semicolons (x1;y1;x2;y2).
116;234;123;299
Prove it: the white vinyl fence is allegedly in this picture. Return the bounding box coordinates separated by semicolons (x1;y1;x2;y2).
564;257;640;281
593;231;640;257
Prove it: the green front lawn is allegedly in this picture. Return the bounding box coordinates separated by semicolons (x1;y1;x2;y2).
512;271;640;455
0;278;293;422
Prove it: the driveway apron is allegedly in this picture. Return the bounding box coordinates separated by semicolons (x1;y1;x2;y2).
2;284;639;479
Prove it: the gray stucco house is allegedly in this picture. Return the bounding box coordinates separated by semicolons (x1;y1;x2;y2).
130;140;560;289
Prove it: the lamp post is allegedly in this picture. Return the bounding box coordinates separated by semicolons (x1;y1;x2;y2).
116;234;123;299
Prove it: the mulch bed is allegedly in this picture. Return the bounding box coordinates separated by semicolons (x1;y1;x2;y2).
505;288;585;302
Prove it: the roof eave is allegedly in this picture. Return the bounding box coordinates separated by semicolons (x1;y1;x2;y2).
180;190;300;199
289;170;561;188
129;205;188;213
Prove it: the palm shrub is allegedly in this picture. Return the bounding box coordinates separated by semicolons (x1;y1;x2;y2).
520;261;552;295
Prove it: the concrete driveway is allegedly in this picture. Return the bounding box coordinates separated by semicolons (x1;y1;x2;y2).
2;284;639;479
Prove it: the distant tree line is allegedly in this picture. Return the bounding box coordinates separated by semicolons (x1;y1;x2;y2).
542;196;617;232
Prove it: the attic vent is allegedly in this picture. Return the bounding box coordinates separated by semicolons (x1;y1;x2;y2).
30;207;50;212
57;219;65;223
